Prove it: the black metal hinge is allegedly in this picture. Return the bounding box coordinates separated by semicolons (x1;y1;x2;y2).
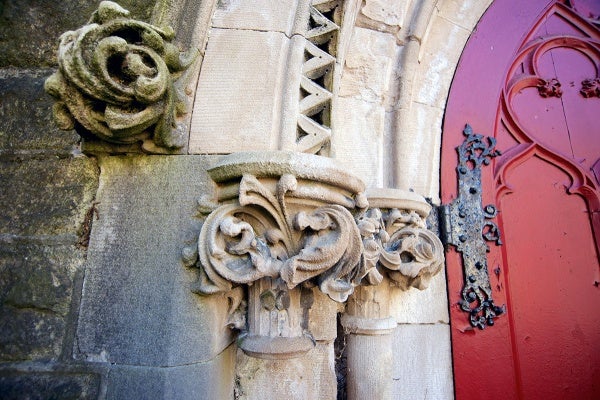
439;125;505;329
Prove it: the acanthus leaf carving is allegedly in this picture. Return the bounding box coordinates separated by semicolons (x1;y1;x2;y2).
45;1;194;152
195;174;363;303
354;204;444;291
185;152;445;358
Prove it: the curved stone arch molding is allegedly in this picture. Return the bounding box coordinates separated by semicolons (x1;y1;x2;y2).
331;0;493;199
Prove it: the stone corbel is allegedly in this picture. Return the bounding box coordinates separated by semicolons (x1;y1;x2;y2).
44;1;194;153
183;152;445;361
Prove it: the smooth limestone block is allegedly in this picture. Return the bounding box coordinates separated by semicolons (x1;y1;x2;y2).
392;323;454;400
212;0;301;34
105;343;236;400
389;267;450;324
77;155;233;367
190;29;290;153
415;16;471;110
332;96;385;188
392;102;443;201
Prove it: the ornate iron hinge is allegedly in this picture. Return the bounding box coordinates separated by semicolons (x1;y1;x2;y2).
439;125;505;329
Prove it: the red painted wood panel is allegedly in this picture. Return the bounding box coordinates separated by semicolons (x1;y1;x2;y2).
443;1;600;398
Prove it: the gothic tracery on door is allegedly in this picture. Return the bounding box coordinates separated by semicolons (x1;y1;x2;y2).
443;1;600;398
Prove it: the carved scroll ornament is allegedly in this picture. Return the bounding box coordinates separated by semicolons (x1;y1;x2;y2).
183;152;445;358
45;1;193;152
355;190;444;291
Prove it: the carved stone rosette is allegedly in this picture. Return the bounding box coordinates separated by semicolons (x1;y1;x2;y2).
45;1;193;152
184;152;445;360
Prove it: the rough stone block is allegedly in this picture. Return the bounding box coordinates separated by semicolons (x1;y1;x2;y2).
0;0;154;68
0;70;79;153
189;29;289;153
392;323;453;399
0;306;65;361
0;157;99;237
0;242;86;361
77;155;233;367
332;97;385;188
106;344;235;400
0;243;82;316
0;371;100;400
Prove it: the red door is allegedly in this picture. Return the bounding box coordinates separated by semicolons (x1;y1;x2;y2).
442;1;600;399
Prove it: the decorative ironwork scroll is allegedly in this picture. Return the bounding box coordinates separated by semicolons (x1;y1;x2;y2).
440;125;505;329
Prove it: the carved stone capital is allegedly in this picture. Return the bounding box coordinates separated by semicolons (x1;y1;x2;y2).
184;151;367;358
355;188;444;293
45;1;194;153
184;153;444;357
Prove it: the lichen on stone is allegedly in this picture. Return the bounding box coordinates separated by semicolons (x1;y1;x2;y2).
44;1;194;151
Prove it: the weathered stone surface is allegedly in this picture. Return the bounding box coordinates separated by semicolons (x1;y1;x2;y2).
235;342;336;400
77;155;233;366
391;323;453;399
189;29;289;153
0;243;85;361
0;307;65;361
0;0;154;68
0;71;79;153
0;371;100;400
106;344;235;400
0;157;99;237
212;0;300;34
0;243;82;316
339;27;397;103
361;0;408;28
332;97;385;188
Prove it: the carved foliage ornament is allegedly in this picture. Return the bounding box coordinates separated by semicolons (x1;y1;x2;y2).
183;152;445;358
45;1;193;151
355;206;444;291
196;173;363;303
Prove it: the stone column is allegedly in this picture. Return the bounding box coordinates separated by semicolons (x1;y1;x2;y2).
342;283;396;399
342;188;445;400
